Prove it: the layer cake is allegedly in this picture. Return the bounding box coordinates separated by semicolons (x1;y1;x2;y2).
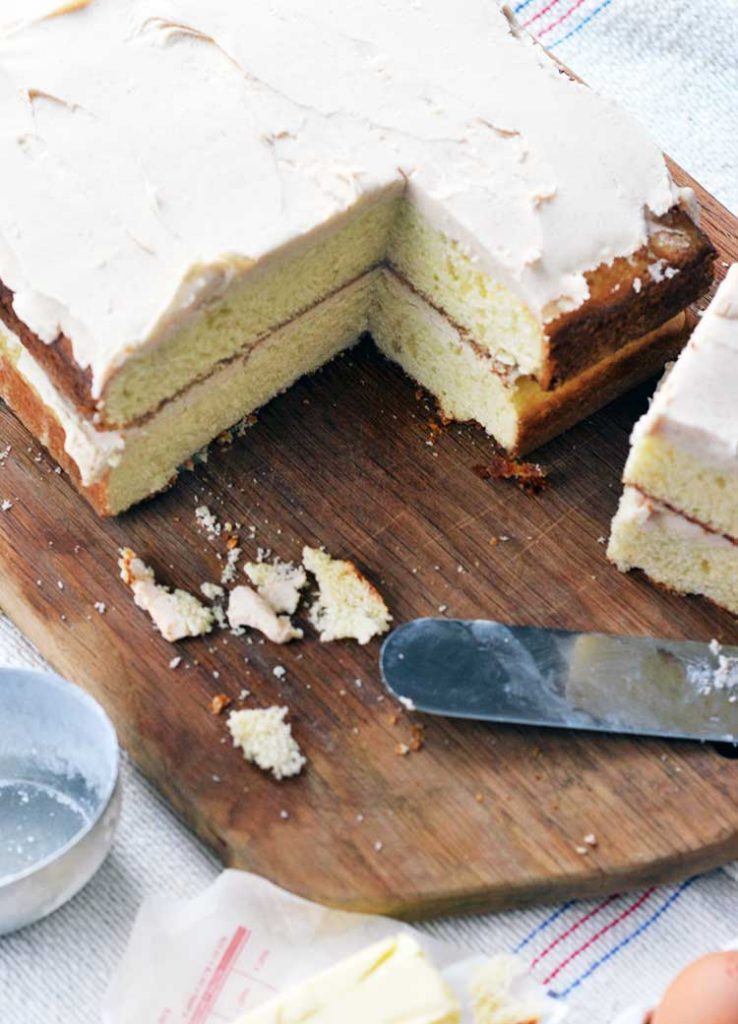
608;265;738;613
0;0;715;514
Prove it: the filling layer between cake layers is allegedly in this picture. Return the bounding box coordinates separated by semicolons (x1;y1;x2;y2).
0;192;708;436
609;487;738;615
1;269;688;516
608;265;738;614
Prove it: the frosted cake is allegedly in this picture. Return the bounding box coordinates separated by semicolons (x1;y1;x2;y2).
0;0;714;514
609;266;738;614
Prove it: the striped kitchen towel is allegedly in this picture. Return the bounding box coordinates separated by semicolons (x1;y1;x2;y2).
513;0;615;50
517;0;738;215
425;872;738;1020
509;0;614;49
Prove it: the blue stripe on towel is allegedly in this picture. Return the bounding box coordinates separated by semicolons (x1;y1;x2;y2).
513;901;579;954
549;0;614;48
551;878;697;998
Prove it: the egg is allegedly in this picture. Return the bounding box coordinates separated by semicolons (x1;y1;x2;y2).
651;951;738;1024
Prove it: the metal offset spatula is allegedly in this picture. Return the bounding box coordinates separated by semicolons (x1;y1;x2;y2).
380;618;738;743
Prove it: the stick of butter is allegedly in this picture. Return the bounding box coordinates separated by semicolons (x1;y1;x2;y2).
233;933;461;1023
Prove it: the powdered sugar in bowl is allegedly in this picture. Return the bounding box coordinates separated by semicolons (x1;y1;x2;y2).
0;667;120;934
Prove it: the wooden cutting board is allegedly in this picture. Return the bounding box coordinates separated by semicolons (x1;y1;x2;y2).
1;162;737;920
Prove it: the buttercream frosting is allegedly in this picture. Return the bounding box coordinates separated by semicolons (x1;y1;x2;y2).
118;546;215;640
618;487;736;547
227;585;304;644
0;322;125;483
631;265;738;467
0;0;684;400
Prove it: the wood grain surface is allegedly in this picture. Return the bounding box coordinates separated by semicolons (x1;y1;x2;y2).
0;164;736;919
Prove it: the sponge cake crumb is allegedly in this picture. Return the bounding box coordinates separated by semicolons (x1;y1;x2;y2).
302;546;391;644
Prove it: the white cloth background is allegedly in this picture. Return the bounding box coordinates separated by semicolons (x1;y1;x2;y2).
1;2;737;1021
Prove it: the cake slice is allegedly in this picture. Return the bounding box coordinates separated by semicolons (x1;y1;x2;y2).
608;266;738;613
0;0;714;515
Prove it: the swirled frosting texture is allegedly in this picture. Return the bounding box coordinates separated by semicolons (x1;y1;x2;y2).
0;0;681;397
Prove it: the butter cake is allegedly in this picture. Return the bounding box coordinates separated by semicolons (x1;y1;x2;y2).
0;0;714;515
608;266;738;614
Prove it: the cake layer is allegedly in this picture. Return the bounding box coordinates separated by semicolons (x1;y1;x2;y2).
371;270;687;455
1;196;710;434
0;193;399;430
0;0;712;431
607;487;738;615
389;202;712;390
623;266;738;539
1;267;687;515
0;276;374;515
624;435;738;543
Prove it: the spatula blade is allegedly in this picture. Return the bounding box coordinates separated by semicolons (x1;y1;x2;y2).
380;618;738;743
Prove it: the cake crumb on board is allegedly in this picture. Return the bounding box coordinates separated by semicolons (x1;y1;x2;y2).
227;585;303;644
244;558;307;615
303;546;391;644
473;454;549;495
227;706;306;780
209;693;232;716
118;548;214;642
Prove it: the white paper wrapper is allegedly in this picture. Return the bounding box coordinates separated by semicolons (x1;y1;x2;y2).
103;870;569;1024
612;1009;648;1024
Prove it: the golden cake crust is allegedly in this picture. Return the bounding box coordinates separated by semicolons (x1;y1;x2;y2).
0;280;97;422
543;208;714;389
515;311;689;454
0;342;113;514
